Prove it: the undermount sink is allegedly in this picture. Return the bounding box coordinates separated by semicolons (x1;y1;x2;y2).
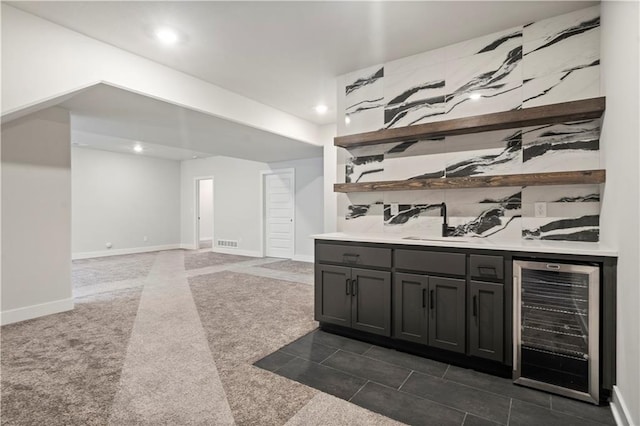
402;236;472;243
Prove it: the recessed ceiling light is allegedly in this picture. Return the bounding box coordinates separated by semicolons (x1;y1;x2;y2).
345;115;351;125
192;155;198;159
155;27;179;45
314;104;328;115
133;144;144;153
469;93;482;101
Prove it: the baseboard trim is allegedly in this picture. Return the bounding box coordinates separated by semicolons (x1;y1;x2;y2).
72;244;181;260
1;298;74;326
611;385;634;426
292;254;314;263
211;247;262;258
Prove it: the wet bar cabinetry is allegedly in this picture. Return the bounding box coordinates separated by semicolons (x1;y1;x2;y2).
314;237;616;402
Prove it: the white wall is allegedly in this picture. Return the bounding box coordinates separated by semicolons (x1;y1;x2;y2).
268;157;324;261
1;4;321;145
320;123;338;233
1;107;73;324
71;147;181;257
198;179;214;241
600;2;640;424
181;156;269;256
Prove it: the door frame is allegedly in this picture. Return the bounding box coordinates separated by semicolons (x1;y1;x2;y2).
259;168;295;258
193;176;214;250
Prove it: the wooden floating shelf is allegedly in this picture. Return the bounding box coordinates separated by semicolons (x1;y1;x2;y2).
334;170;606;193
334;97;606;148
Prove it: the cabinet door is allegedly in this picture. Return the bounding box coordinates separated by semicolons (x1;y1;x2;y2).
469;281;504;362
315;265;352;327
351;268;391;337
393;273;428;344
428;277;466;353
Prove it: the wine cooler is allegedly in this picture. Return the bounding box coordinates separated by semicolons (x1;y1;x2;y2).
513;260;600;404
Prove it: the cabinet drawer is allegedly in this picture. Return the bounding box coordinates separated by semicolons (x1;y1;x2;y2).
470;255;504;281
316;243;391;268
395;249;465;276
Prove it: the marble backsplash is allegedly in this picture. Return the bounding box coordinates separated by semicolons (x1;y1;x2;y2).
336;6;602;242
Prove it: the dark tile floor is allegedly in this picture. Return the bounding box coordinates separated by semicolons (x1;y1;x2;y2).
255;329;615;426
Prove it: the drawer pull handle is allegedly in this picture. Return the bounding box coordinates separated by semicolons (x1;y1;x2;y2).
478;266;497;277
430;290;434;310
352;279;358;296
422;288;426;308
343;253;360;264
346;278;350;295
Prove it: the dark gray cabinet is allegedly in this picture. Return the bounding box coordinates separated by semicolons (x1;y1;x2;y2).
468;281;504;362
428;277;466;353
315;264;391;337
315;264;351;327
351;268;391;336
394;273;466;353
393;273;429;344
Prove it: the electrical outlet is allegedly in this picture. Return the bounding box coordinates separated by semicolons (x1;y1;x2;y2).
534;202;547;218
390;203;399;216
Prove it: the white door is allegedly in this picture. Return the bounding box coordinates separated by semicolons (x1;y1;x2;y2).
265;172;294;258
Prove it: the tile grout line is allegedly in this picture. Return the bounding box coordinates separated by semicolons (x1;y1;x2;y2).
461;412;468;426
348;380;370;402
442;364;450;379
318;349;341;365
397;370;414;391
506;398;513;426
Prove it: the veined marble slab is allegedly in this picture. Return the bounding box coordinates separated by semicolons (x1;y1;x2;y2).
445;26;522;61
445;187;522;240
345;154;384;183
523;27;600;80
522;215;599;242
382;190;445;238
384;138;447;180
445;45;523;120
445;140;521;178
522;184;600;204
523;5;599;50
384;63;445;128
343;65;385;135
523;65;600;108
522;119;600;173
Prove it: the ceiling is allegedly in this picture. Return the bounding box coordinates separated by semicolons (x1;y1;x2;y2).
62;84;322;162
10;1;597;126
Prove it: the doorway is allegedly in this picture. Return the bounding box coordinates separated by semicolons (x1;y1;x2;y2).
195;177;214;250
261;169;295;259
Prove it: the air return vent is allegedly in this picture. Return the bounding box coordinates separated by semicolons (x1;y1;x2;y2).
217;239;238;248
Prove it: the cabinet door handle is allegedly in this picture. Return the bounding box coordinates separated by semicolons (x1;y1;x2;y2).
352;279;358;296
430;289;434;310
346;278;350;295
473;295;478;318
422;288;426;308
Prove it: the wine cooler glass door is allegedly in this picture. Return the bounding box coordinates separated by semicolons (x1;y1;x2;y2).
514;261;599;404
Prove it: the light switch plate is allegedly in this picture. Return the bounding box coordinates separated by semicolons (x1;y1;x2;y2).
390;203;399;216
534;202;547;218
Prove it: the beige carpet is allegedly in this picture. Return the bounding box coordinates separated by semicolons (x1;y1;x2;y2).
189;270;318;424
1;249;402;425
258;259;314;275
1;288;142;425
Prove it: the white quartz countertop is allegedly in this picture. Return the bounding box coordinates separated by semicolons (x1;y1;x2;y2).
312;233;617;257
